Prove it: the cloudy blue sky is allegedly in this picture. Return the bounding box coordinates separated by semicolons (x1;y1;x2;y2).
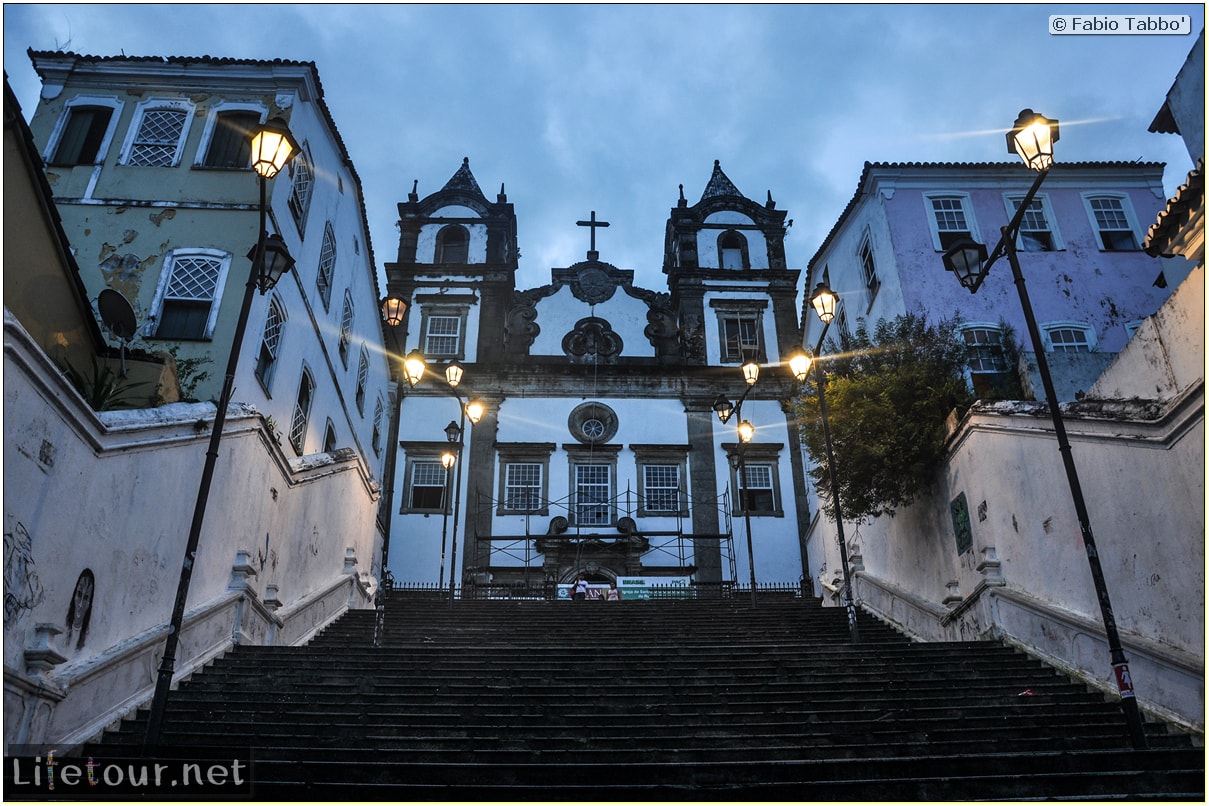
4;4;1203;292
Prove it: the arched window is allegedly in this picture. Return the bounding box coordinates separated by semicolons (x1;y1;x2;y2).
316;223;336;310
372;397;384;457
355;348;370;415
123;101;191;167
202;109;261;169
339;289;355;366
49;101;119;166
288;147;314;231
718;230;748;269
255;296;286;390
435;225;469;263
151;248;231;340
323;419;338;453
289;369;315;454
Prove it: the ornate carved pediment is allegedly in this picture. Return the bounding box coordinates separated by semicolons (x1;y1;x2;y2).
563;317;623;364
552;260;631;305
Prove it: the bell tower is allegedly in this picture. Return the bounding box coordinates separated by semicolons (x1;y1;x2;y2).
385;157;518;363
663;161;799;366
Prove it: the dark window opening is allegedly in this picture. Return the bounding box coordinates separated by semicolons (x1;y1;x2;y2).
51;106;113;165
203;110;260;169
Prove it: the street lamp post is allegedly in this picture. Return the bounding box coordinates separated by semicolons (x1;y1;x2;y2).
375;294;409;647
144;118;299;750
398;352;484;606
713;352;764;606
792;281;859;643
438;446;456;587
940;110;1146;750
734;420;758;607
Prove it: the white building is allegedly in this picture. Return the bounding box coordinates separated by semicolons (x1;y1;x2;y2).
384;160;812;595
5;54;389;748
800;128;1203;726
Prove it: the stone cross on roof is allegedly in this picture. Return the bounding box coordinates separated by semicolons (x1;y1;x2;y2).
576;210;610;260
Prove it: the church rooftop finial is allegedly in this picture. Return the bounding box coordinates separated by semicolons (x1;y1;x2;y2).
576;210;610;261
700;160;742;202
439;157;485;197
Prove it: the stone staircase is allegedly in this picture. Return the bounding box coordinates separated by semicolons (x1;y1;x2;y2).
93;595;1203;799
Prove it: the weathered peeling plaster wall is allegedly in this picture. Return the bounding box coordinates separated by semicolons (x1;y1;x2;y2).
1090;265;1205;399
819;396;1204;726
29;79;391;485
4;315;378;746
884;178;1173;355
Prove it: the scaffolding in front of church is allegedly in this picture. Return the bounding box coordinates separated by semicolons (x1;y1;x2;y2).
460;482;740;594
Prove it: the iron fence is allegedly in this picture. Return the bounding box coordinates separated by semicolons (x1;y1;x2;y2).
384;579;813;602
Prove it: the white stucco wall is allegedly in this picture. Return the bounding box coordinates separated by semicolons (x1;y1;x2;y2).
1090;265;1205;399
702;290;783;365
801;260;1205;728
390;392;808;587
4;314;379;746
529;286;656;358
698;211;770;269
416;205;489;264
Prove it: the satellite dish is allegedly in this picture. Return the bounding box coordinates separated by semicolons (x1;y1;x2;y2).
97;289;139;378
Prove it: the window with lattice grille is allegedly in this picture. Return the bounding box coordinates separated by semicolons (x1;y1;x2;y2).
858;234;880;303
963;327;1006;372
372;398;383;456
721;316;761;363
289;372;314;454
128;108;187;167
339;290;354;365
925;193;978;250
1047;326;1091;353
356;349;369;415
1009;196;1057;252
255;298;285;388
316;224;336;310
155;254;225;339
289;152;313;229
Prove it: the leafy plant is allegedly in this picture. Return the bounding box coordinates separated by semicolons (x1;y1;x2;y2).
791;312;973;523
163;345;214;402
57;354;150;411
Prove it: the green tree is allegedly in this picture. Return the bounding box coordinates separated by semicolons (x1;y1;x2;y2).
791;312;973;522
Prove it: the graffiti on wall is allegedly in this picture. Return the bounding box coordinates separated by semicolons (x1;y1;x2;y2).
65;569;95;650
4;521;45;622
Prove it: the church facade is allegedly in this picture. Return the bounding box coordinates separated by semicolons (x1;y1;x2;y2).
384;160;812;593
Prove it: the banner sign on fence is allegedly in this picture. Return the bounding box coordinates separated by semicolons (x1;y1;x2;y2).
556;577;692;601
